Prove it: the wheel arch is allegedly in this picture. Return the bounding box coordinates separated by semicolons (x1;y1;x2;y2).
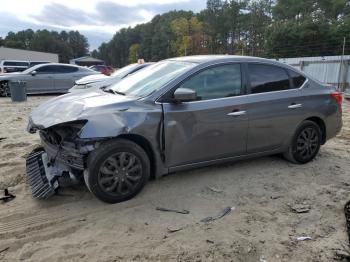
304;116;326;144
116;134;157;179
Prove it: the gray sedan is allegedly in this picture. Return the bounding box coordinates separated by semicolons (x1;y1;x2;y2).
0;63;98;96
27;55;342;203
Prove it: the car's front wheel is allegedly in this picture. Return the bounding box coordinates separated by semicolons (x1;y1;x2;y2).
284;120;322;164
84;139;150;203
0;82;10;97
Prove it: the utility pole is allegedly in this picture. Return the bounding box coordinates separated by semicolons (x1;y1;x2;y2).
337;37;346;91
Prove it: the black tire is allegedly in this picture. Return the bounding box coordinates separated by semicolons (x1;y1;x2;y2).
284;120;322;164
84;139;150;203
0;82;10;97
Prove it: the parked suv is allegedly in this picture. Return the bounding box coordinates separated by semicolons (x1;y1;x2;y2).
0;60;29;73
26;55;342;203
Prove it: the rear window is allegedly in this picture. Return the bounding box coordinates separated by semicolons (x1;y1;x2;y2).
3;61;29;67
288;69;306;88
56;66;79;73
248;64;290;94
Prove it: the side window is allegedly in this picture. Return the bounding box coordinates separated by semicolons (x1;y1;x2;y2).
288;69;306;88
248;64;290;94
36;65;57;74
179;64;242;101
57;66;78;73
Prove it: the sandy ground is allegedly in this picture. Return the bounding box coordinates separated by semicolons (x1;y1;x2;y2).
0;96;349;262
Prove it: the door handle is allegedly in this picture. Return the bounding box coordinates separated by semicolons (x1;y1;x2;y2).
227;110;246;116
288;103;302;109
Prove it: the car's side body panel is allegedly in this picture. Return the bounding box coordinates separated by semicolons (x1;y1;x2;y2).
27;56;343;180
163;97;249;167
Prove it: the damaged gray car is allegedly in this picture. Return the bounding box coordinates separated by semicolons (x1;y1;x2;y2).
26;55;342;203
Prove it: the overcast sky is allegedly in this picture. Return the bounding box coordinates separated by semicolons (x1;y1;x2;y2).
0;0;206;50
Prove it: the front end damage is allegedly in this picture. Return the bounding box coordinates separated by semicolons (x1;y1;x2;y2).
26;120;98;198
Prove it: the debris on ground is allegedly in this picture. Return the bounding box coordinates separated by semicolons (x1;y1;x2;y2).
207;186;223;193
156;207;190;214
201;206;235;223
167;226;183;233
0;189;16;203
296;236;312;241
334;249;350;261
0;247;9;254
290;204;311;213
344;200;350;243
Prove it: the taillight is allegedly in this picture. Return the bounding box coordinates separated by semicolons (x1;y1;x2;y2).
331;91;343;106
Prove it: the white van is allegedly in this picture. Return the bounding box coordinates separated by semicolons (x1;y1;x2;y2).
0;60;29;74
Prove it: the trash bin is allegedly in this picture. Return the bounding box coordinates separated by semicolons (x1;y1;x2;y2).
9;80;27;102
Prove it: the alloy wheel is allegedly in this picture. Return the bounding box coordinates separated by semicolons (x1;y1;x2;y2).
97;152;143;196
296;127;319;160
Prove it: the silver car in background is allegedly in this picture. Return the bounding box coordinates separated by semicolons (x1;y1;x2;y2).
0;63;98;96
68;62;153;92
27;55;342;203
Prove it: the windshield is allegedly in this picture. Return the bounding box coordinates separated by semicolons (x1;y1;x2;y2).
108;61;196;97
22;64;43;74
111;64;139;78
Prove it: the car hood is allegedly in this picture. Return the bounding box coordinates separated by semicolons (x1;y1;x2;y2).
76;74;109;84
28;89;136;130
0;72;25;80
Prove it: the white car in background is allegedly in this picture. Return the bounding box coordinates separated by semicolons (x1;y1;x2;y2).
68;62;153;92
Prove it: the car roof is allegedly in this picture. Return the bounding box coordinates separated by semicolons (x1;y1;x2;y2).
167;55;274;64
29;63;83;70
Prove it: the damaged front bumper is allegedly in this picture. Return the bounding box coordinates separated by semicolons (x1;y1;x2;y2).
26;131;93;198
26;149;59;198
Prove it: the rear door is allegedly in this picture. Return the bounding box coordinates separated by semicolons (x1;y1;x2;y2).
162;63;249;168
245;63;305;153
51;65;79;92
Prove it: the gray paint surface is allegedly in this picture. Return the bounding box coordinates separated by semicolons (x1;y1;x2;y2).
27;55;342;178
0;63;98;94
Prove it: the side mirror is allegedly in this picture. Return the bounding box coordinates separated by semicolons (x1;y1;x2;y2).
173;88;197;102
31;71;37;76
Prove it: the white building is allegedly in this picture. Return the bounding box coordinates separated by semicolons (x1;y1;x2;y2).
0;47;59;63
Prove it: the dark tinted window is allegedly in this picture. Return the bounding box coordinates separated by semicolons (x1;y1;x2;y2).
3;61;29;67
180;64;242;100
56;66;78;73
248;64;290;94
36;65;78;74
36;65;57;73
288;69;306;88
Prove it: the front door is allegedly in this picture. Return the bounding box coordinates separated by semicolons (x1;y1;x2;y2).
26;66;54;93
162;63;249;168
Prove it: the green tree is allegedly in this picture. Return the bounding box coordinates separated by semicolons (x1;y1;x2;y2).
128;43;140;63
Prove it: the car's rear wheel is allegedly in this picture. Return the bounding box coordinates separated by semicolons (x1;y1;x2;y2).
284;120;322;164
84;139;150;203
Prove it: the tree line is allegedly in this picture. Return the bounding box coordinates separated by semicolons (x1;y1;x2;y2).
0;29;89;63
92;0;350;67
0;0;349;66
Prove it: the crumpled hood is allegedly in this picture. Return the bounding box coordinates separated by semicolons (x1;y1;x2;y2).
75;74;109;85
0;72;24;80
29;89;135;129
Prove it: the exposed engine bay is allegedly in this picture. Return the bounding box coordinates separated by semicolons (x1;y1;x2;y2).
26;120;100;198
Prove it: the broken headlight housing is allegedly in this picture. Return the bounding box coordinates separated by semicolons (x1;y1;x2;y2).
41;120;88;145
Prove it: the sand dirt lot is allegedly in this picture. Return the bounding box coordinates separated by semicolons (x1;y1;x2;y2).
0;96;349;262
